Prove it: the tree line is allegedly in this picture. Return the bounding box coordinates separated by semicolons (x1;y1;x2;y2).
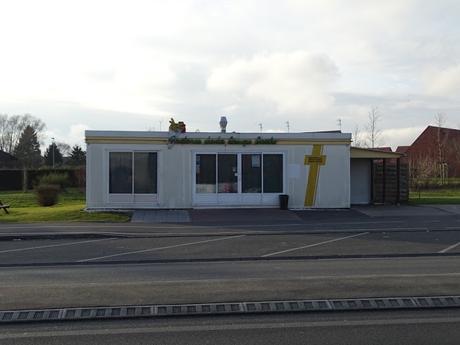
0;114;86;168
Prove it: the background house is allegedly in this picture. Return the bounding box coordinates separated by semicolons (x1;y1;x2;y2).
397;126;460;184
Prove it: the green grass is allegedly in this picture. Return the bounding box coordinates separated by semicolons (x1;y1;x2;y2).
0;189;130;223
409;189;460;204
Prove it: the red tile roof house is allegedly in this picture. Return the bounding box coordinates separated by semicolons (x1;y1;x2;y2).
397;126;460;184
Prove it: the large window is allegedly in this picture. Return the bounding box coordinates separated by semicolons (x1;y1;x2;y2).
195;153;283;194
263;154;283;193
242;154;261;193
109;152;132;194
218;154;238;193
196;154;216;193
109;152;157;194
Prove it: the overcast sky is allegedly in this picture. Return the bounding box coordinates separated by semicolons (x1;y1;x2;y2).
1;0;459;148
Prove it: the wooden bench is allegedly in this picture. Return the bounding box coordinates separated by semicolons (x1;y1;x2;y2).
0;200;10;214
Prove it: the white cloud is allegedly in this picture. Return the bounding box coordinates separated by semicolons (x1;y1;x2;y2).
380;126;425;149
207;51;338;113
424;64;460;97
0;0;459;144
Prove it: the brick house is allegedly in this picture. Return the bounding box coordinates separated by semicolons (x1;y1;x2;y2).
397;126;460;179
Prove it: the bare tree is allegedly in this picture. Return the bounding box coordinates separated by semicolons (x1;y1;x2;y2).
352;125;364;147
0;114;46;153
56;142;71;157
365;107;383;148
409;153;436;197
434;113;448;182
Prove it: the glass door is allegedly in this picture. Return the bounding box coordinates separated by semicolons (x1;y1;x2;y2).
217;154;239;204
218;154;238;193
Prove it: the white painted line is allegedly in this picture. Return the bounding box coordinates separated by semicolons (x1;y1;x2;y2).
439;242;460;254
0;238;117;254
78;235;246;262
261;232;369;257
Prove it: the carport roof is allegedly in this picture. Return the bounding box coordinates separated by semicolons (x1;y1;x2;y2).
350;147;404;159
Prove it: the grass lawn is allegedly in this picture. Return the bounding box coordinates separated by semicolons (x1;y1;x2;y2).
0;189;130;223
409;189;460;204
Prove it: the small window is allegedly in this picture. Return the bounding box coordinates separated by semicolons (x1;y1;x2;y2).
263;154;283;193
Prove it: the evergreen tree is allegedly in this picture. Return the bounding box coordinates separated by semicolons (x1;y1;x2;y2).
13;125;42;168
69;145;86;166
43;143;63;167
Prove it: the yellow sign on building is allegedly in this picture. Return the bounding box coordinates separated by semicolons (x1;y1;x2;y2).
304;144;327;207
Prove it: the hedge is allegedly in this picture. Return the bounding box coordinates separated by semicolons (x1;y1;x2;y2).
0;168;85;191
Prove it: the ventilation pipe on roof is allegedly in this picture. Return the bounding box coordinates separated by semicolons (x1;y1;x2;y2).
220;116;228;133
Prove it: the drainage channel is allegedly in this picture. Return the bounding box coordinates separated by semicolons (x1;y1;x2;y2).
1;295;459;323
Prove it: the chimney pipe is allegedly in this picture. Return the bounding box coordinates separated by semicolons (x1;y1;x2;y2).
219;116;228;133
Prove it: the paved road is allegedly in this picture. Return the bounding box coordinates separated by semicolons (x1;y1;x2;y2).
0;212;459;310
1;256;459;309
0;229;459;265
2;309;460;345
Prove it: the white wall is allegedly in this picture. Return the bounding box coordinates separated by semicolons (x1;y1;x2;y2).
86;142;351;209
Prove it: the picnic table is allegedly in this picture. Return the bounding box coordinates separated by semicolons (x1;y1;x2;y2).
0;200;10;214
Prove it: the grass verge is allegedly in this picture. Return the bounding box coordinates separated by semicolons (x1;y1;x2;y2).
0;189;130;223
409;189;460;204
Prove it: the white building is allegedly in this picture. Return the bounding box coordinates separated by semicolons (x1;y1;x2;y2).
85;129;403;210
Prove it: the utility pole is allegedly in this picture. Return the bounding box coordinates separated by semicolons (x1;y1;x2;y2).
337;118;342;131
286;121;290;133
258;123;263;133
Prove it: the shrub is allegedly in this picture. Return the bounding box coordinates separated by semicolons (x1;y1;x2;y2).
39;173;69;190
36;184;60;206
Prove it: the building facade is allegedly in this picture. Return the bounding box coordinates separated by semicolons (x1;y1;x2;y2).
398;126;460;179
86;131;353;209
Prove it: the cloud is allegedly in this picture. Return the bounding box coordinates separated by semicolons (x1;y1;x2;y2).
425;64;460;97
379;126;425;149
207;51;339;113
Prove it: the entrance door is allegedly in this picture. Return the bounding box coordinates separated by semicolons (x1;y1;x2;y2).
193;152;284;207
350;158;371;204
217;154;239;204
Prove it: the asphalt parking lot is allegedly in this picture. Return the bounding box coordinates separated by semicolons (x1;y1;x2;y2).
1;229;459;265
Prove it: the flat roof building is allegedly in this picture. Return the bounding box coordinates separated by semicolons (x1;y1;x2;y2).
85;129;406;210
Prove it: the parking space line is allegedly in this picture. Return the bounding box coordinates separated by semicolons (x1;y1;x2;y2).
439;242;460;254
77;235;246;262
261;232;369;257
0;238;117;254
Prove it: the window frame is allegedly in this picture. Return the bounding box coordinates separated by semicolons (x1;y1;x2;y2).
108;150;158;196
193;151;285;195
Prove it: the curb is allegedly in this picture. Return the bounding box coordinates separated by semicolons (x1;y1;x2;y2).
1;295;459;323
1;252;459;268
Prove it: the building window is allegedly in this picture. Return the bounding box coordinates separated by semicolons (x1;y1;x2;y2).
109;152;157;194
242;154;261;193
109;152;132;194
134;152;157;194
196;154;216;193
218;154;238;193
195;153;283;194
263;154;283;193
